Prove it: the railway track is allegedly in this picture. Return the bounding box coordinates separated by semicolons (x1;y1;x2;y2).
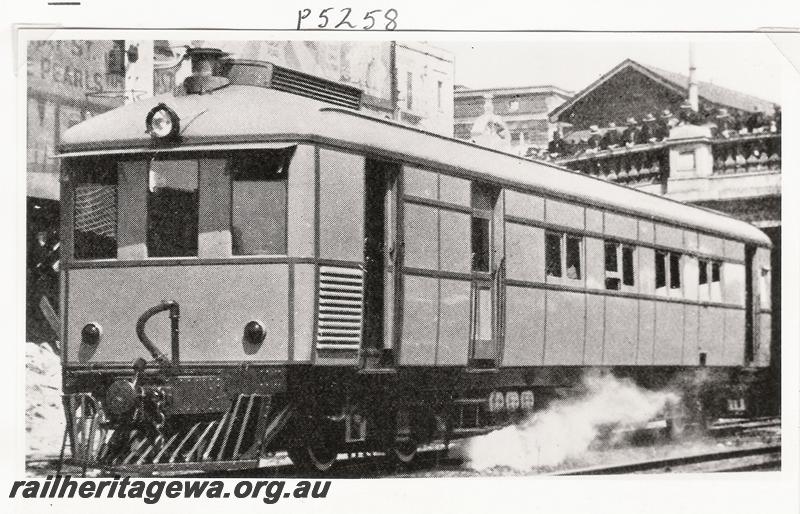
30;416;781;478
551;444;781;475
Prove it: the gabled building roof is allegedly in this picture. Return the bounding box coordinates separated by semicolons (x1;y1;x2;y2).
549;58;777;123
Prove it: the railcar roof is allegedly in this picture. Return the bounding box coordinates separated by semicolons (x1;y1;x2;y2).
60;85;771;247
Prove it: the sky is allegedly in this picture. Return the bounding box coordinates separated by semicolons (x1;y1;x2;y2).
434;35;786;103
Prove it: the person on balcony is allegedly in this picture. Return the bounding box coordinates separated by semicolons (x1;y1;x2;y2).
655;110;674;141
602;122;621;149
677;101;701;126
715;108;734;138
548;130;565;156
622;117;638;147
586;125;602;153
637;113;657;144
746;106;766;134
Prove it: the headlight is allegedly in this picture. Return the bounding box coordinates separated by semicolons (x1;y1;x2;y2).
243;320;266;345
81;323;102;346
145;103;180;140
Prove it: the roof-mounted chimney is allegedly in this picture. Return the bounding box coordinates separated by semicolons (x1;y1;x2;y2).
688;44;699;112
183;47;230;94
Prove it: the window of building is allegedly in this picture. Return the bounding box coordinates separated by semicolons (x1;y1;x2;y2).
147;159;199;257
546;232;582;281
605;241;634;290
73;158;118;259
406;71;413;110
231;150;290;255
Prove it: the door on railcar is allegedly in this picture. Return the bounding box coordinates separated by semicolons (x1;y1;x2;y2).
744;244;759;365
363;159;401;365
469;183;504;368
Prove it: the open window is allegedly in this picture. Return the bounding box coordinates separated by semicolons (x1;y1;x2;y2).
546;232;582;282
655;250;682;296
604;241;635;290
147;159;199;257
699;259;722;302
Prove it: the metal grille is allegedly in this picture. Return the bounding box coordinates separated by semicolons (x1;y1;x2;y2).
270;67;362;110
317;266;364;351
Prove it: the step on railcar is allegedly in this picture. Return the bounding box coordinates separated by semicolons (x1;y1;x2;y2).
57;48;773;475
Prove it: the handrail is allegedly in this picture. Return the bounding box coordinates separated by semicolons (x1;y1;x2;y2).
135;301;180;366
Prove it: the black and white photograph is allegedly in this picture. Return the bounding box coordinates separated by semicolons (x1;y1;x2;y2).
4;2;800;513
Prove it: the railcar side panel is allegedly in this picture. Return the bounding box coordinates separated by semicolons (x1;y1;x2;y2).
699;306;726;365
584;237;605;290
545;199;584;231
725;239;745;261
198;158;233;258
636;299;656;364
117;161;148;260
604;212;637;241
439;210;471;274
682;304;700;365
585;208;603;234
638;247;656;295
287;145;316;258
724;263;747;306
655;223;683;250
504;189;544;221
318;148;364;263
583;294;604;365
723;309;746;365
399;274;438;365
505;223;544;283
439;173;471;207
604;296;638;365
437;278;471;366
543;290;585;365
653;301;684;364
403;203;438;270
404;166;438;200
293;263;316;362
502;285;546;366
638;220;655;245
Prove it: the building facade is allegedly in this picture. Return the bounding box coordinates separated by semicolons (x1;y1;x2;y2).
454;85;572;154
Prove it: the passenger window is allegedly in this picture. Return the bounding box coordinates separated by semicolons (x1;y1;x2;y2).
471;183;496;273
605;241;634;290
73;158;117;259
655;251;667;290
711;261;721;283
699;259;708;285
147;160;199;257
622;246;635;286
669;253;682;290
231;150;290;255
545;232;562;277
471;217;491;272
565;236;582;280
546;232;582;281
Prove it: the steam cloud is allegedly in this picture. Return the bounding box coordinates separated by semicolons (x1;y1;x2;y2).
463;374;680;471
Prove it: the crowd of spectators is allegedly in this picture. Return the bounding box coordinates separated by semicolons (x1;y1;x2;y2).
531;101;781;161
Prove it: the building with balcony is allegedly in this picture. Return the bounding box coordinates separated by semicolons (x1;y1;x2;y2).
549;65;781;412
454;85;572;154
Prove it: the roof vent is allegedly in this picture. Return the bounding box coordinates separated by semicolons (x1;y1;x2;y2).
183;48;230;95
222;60;363;109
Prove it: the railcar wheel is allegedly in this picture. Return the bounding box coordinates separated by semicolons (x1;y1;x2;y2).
389;439;418;465
287;444;339;472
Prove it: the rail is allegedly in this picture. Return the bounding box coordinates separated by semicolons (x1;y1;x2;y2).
551;444;781;475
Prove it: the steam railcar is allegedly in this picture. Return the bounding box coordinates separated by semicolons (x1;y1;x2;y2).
58;49;773;474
